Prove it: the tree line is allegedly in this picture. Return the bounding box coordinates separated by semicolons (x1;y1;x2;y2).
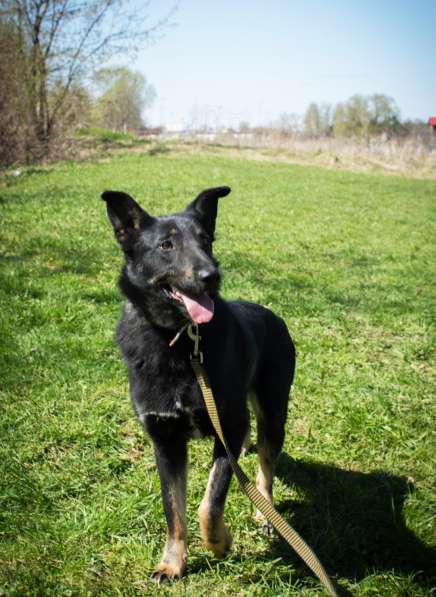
272;94;429;140
303;94;402;138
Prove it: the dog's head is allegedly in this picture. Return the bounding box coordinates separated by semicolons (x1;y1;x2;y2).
102;186;231;328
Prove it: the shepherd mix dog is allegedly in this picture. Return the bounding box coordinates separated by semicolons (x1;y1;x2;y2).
102;186;296;582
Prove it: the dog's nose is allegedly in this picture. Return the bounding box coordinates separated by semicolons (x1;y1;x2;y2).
198;268;219;285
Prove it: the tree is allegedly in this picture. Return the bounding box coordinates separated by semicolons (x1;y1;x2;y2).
0;18;31;163
318;103;332;136
303;103;333;137
333;94;402;138
333;95;369;138
50;81;93;130
332;102;348;137
368;94;401;136
92;67;156;132
1;0;170;155
347;94;371;137
303;102;321;137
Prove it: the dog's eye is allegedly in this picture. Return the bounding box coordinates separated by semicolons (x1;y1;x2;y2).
160;240;174;251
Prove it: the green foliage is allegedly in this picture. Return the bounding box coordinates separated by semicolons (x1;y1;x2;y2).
302;94;402;139
333;94;402;138
76;127;136;143
91;67;156;133
369;94;401;134
0;152;435;595
49;83;93;131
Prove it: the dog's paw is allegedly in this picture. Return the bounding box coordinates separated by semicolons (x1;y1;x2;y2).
202;524;232;558
260;520;274;536
254;511;274;536
151;561;185;585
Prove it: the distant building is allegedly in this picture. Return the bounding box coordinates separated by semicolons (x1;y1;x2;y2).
428;117;436;133
137;127;163;137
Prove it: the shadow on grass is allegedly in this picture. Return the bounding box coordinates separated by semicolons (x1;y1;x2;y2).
270;454;436;590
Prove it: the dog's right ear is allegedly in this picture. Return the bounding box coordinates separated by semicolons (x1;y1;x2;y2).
101;191;154;248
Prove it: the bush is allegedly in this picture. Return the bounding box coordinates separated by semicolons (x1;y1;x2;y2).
75;127;135;143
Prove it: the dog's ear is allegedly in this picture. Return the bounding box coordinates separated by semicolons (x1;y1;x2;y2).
185;186;231;235
101;190;154;248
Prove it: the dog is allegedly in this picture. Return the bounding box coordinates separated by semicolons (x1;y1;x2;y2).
102;186;296;583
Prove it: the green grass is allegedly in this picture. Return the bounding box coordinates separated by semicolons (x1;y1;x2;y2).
0;151;435;596
75;128;137;143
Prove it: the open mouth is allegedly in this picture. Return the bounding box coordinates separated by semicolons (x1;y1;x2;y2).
162;286;215;324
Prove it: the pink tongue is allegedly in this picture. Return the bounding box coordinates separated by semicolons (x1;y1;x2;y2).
178;291;214;324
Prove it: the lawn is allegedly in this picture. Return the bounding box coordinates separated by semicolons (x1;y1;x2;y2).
0;150;435;596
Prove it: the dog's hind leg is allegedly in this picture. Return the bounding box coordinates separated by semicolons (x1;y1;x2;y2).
252;362;292;534
198;428;245;557
151;436;188;583
240;415;251;456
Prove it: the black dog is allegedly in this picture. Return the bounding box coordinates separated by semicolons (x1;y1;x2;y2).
102;186;296;582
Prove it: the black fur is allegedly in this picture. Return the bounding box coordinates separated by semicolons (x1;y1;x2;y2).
102;186;296;582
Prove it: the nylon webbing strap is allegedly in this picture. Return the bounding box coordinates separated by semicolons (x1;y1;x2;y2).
191;357;337;597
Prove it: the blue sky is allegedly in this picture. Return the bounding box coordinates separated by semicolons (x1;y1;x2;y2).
133;0;436;129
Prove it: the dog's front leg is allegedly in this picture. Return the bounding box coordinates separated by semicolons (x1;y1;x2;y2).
199;433;244;558
151;437;188;584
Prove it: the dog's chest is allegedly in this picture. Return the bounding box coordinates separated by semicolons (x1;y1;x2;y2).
134;358;213;438
119;320;211;435
135;352;200;399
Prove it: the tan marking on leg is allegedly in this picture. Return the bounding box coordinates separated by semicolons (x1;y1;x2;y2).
198;463;232;558
152;476;187;582
254;445;275;536
253;399;274;525
254;456;274;522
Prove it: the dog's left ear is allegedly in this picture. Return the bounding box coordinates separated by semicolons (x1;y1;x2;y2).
186;186;231;235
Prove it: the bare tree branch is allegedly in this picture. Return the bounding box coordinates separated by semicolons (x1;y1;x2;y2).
1;0;175;152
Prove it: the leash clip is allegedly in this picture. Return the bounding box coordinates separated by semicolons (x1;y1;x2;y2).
168;322;203;363
187;323;203;363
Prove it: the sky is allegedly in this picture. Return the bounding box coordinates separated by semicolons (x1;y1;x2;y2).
132;0;436;130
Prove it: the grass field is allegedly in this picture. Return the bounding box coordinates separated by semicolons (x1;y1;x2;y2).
0;149;435;596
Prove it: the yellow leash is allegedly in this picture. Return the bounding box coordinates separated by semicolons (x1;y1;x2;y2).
185;324;337;597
